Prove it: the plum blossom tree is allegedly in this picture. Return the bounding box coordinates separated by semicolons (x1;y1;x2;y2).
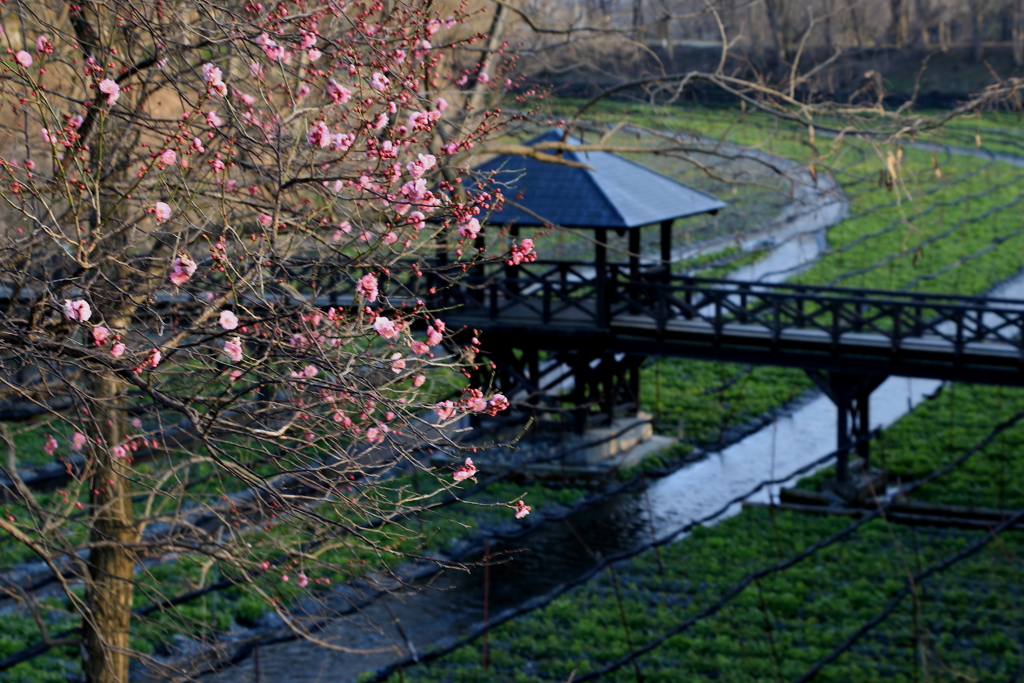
0;0;525;680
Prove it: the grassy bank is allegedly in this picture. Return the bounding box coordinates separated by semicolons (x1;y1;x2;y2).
373;102;1024;682
6;100;1024;681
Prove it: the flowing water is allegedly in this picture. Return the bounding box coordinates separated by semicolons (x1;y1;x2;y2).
198;374;942;683
197;209;1024;683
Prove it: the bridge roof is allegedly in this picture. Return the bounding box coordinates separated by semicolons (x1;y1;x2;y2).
470;129;726;229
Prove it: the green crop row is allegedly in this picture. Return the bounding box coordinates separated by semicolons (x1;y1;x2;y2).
386;507;1024;683
373;102;1024;683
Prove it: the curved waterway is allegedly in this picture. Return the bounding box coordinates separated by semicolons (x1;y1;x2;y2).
197;191;1024;683
198;375;941;683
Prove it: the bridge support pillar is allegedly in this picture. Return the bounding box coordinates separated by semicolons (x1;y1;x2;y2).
806;372;886;482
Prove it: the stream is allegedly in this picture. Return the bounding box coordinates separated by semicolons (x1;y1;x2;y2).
196;375;941;683
192;155;1024;683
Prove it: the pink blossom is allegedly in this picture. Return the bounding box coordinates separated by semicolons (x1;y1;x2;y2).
112;445;127;459
338;220;352;234
458;218;481;240
169;254;196;285
427;19;441;35
281;574;289;582
192;137;205;153
98;79;120;105
44;436;58;456
453;457;477;481
224;337;244;362
467;394;488;412
406;154;437;178
390;353;406;373
229;369;243;382
333;133;355;151
36;36;51;53
478;72;490;84
357;274;379;302
333;411;353;427
308;120;331;148
297;572;309;588
514;500;531;519
130;417;143;429
41;128;51;144
507;238;537;265
258;213;273;227
366;427;384;443
435;400;456;421
15;50;32;67
111;342;126;358
382;231;398;245
307;49;321;61
211;159;226;172
23;159;34;171
159;149;177;166
64;299;92;322
408;111;431;130
408;211;426;231
154;201;172;222
373;316;401;339
219;310;239;330
70;115;84;129
373;112;389;130
436;97;448;112
92;326;110;346
410;340;430;355
146;348;162;368
327;79;352;103
371;72;390;91
202;63;227;96
261;561;271;570
426;327;443;346
488;394;510;415
71;432;87;451
413;375;426;387
236;90;256;106
301;31;318;49
303;364;318;378
206;110;222;127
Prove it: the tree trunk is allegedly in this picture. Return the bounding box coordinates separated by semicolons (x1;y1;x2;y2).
81;370;137;683
972;0;983;62
633;0;644;39
824;0;834;53
1014;0;1024;66
658;0;673;61
847;0;863;49
764;0;786;68
889;0;906;46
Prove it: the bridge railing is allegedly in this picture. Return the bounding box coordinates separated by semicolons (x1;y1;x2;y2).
613;273;1024;354
441;261;1024;355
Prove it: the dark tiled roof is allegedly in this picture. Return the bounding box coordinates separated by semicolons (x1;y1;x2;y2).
469;129;726;229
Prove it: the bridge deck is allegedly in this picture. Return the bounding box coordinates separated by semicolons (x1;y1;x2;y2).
443;267;1024;386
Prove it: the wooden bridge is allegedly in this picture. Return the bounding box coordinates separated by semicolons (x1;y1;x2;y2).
430;260;1024;481
443;261;1024;386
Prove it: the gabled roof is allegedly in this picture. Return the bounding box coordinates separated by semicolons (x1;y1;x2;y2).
468;129;726;229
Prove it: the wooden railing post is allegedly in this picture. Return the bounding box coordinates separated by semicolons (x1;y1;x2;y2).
595;228;608;327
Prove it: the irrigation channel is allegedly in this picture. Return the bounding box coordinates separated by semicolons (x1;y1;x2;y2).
197;205;1024;683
